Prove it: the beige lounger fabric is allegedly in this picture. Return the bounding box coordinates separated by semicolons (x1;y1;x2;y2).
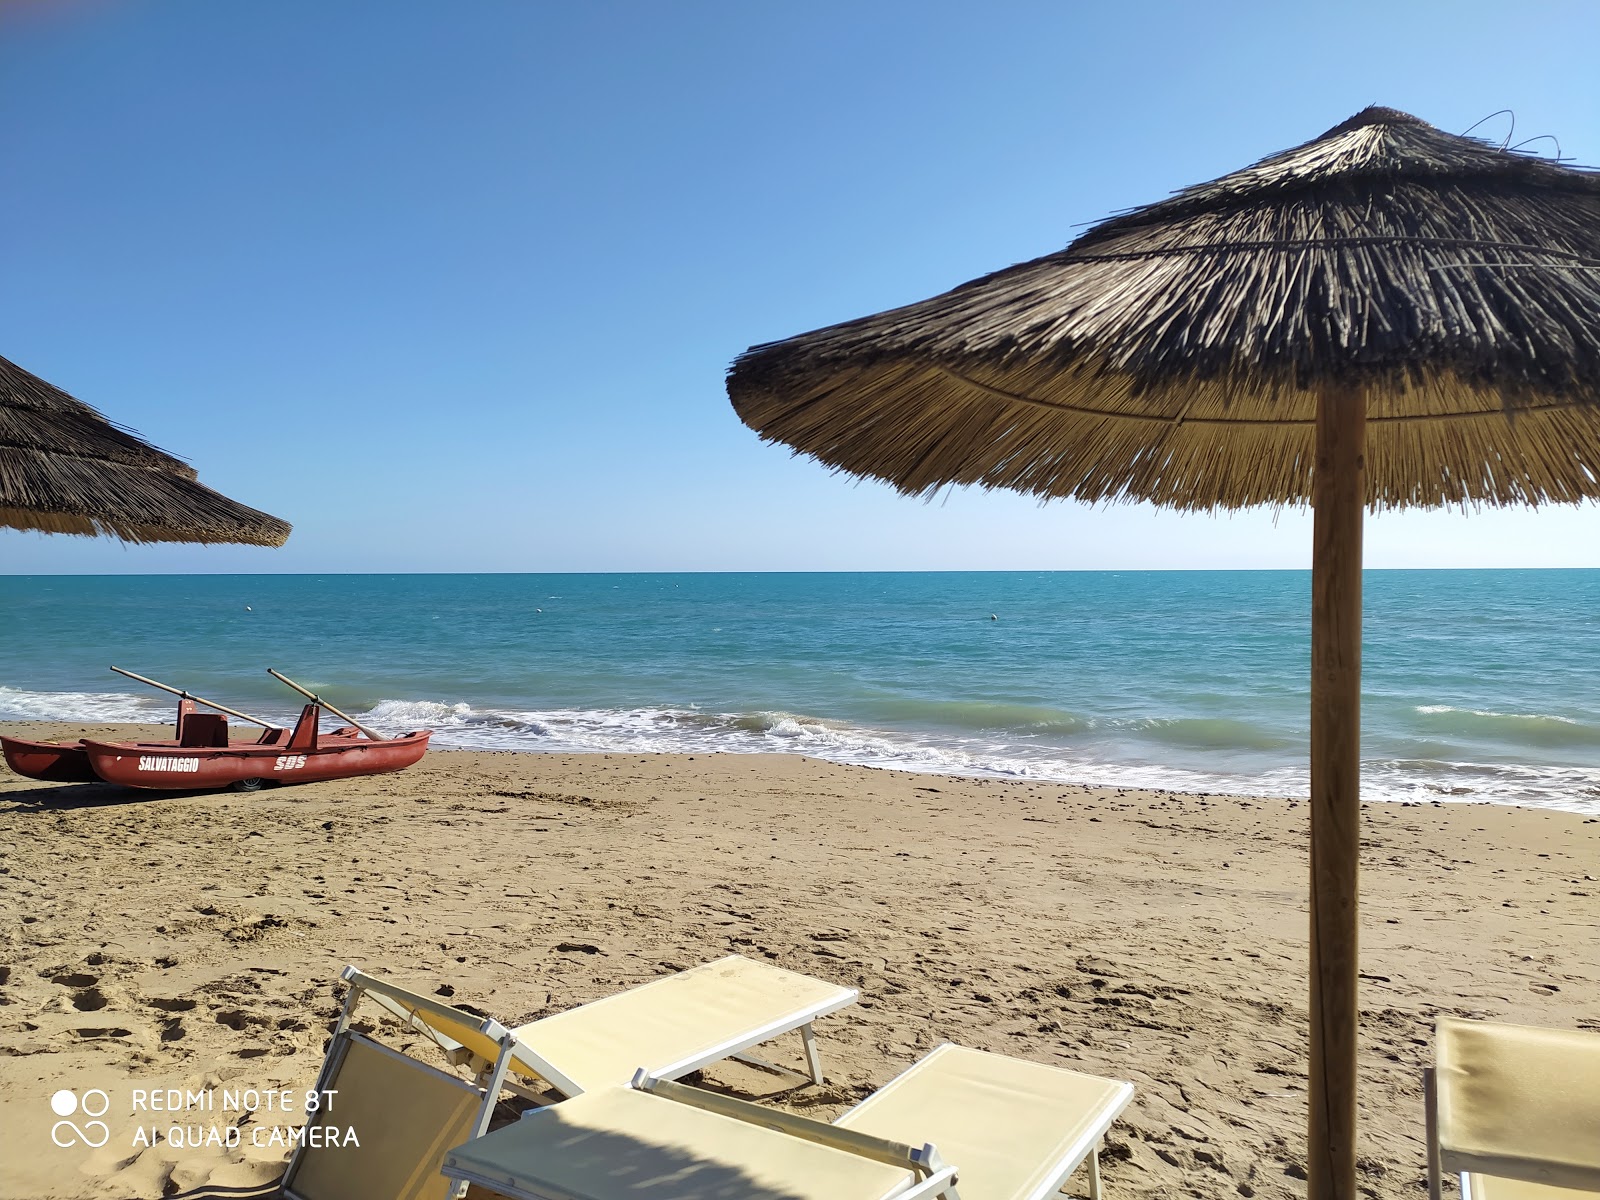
1436;1018;1600;1193
1468;1176;1600;1200
510;954;854;1093
289;1034;482;1200
441;1085;916;1200
835;1044;1134;1200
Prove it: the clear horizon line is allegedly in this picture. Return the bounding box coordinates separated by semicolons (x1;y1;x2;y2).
4;565;1598;579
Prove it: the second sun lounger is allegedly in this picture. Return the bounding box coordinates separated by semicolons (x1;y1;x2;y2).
440;1043;1135;1200
833;1043;1134;1200
444;1082;952;1200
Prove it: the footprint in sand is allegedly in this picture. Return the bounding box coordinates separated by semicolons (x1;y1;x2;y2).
69;1026;133;1039
41;969;120;1023
47;970;98;988
70;985;109;1012
213;1008;256;1031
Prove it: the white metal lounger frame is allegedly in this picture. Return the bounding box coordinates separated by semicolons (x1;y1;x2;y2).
1423;1066;1538;1200
1023;1108;1121;1200
282;966;575;1200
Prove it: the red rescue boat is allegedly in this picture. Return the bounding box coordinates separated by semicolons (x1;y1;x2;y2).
2;668;431;792
82;701;430;791
0;737;98;783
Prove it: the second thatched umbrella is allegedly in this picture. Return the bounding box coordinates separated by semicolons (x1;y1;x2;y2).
728;107;1600;1199
0;355;290;546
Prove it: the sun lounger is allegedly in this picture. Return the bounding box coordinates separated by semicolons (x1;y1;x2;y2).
505;953;855;1094
834;1044;1134;1200
1424;1017;1600;1200
439;1044;1134;1200
282;956;857;1200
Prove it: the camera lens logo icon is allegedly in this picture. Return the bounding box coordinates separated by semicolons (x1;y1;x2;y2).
50;1089;111;1148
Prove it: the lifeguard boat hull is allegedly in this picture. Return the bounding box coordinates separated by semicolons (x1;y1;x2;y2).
0;737;99;784
81;729;432;791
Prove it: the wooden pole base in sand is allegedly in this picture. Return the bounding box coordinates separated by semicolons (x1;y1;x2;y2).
1309;385;1365;1200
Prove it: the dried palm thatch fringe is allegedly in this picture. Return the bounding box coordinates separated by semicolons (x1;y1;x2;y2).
727;107;1600;511
0;355;291;546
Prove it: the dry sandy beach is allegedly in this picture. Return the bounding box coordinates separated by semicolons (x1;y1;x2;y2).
1;723;1596;1200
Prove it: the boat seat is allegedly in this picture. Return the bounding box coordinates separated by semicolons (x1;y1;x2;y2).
178;713;229;747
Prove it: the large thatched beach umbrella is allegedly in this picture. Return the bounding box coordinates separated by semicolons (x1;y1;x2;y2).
0;354;290;546
727;107;1600;1198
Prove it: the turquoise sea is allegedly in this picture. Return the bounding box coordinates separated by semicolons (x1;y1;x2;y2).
1;571;1597;813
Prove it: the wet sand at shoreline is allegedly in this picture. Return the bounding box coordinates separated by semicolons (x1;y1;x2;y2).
1;723;1596;1199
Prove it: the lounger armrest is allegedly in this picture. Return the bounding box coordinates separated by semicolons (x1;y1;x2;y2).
339;965;582;1096
343;966;511;1042
362;987;475;1063
633;1072;948;1182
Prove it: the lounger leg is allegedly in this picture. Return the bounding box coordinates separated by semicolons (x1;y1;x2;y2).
800;1022;825;1084
1423;1068;1443;1200
1086;1146;1102;1200
447;1040;519;1200
473;1042;517;1137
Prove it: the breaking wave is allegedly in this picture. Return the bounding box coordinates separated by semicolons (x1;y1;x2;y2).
4;687;1596;815
355;698;1600;814
1412;705;1600;749
0;685;165;725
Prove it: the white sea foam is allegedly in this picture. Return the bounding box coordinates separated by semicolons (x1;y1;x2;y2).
5;683;1594;815
346;698;1600;815
0;685;164;724
364;699;473;730
1415;704;1580;723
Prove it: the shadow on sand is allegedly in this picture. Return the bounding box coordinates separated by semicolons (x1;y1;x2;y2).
0;781;250;812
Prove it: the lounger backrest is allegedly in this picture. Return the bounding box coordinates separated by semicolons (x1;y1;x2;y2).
1435;1018;1600;1194
284;1032;483;1200
834;1044;1135;1200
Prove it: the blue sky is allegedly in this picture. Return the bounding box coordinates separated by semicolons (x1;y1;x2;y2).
2;0;1597;573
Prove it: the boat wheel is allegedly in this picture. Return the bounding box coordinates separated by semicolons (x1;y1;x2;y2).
231;777;265;793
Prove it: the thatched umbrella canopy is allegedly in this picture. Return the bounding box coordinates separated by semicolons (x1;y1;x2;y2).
728;106;1600;1199
0;355;290;546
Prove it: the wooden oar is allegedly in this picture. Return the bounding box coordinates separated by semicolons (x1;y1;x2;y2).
266;669;387;742
110;666;281;730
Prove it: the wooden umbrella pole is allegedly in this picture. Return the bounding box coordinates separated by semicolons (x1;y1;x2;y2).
1308;385;1365;1200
